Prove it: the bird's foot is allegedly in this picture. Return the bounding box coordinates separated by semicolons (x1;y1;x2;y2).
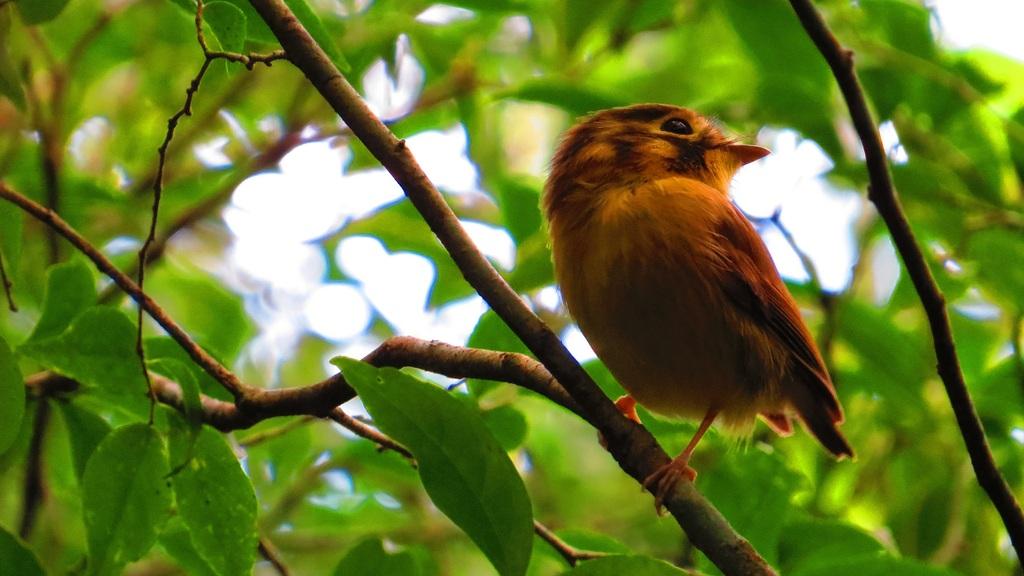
614;395;641;424
599;395;642;450
643;455;698;514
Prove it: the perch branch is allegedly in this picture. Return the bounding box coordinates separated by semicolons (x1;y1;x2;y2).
245;1;775;573
788;0;1024;557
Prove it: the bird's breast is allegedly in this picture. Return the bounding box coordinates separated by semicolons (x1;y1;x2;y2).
551;179;781;422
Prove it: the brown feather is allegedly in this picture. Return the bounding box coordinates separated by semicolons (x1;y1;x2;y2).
544;103;853;464
713;204;853;457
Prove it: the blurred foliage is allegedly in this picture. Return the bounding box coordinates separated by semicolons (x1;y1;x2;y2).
0;0;1023;574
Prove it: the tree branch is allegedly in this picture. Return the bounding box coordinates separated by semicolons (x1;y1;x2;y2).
244;2;775;574
788;0;1024;557
0;251;15;312
258;536;291;576
327;407;414;462
0;181;247;399
533;520;608;567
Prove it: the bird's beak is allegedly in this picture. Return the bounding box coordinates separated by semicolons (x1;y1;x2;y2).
726;144;771;165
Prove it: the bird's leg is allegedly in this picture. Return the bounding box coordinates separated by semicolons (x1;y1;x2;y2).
643;408;719;512
599;395;643;450
614;395;641;423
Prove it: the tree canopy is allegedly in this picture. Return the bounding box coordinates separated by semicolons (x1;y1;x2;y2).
1;0;1023;575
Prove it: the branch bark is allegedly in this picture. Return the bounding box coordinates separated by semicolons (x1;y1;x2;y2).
244;2;775;574
788;0;1024;558
0;181;247;399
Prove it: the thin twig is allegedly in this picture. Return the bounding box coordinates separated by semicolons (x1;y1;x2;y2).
788;0;1024;558
0;181;246;399
140;53;215;420
238;416;316;447
258;536;291;576
99;127;305;304
246;2;775;574
533;520;607;567
18;399;50;539
328;408;415;462
0;253;15;312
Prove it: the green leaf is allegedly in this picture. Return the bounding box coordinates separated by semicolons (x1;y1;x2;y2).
146;336;232;402
0;526;44;576
467;310;530;356
779;518;885;575
150;358;203;428
481;404;528;451
507;80;625;116
168;412;258;576
145;264;253;362
493;175;543;244
0;197;22;271
561;555;689;575
507;234;554;294
14;0;72;24
0;335;24;456
57;400;112;480
204;1;247;53
26;260;97;344
283;0;350;72
82;424;172;575
335;358;533;576
790;553;960;576
159;518;219;576
966;228;1024;309
332;537;424;576
206;0;348;71
20;307;150;417
698;449;800;567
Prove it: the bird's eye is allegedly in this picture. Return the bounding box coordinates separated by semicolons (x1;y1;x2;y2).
661;118;693;135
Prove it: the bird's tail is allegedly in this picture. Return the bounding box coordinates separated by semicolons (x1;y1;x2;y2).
788;380;854;459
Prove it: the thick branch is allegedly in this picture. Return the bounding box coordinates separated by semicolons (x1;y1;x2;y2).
788;0;1024;556
0;181;247;398
245;2;774;573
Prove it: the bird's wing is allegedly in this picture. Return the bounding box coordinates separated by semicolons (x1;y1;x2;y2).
712;202;843;423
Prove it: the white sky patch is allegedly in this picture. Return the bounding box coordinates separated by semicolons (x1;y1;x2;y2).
303;283;372;341
869;237;901;306
193;135;232;169
731;129;862;293
405;126;481;194
535;285;561;311
361;35;424;121
461;220;515;270
416;4;475;24
226;142;351;244
562;325;597;363
878;120;909;165
930;0;1024;60
335;236;488;344
67;116;112;171
337;236;434;330
229;238;325;294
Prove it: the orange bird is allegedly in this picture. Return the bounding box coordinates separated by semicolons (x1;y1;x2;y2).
544;104;853;508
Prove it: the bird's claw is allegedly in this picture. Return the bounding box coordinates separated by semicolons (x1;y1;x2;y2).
643;458;698;514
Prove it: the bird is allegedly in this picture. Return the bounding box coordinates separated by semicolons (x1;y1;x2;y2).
543;103;853;509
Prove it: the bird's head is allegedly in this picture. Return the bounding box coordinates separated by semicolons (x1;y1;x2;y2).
544;104;768;216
